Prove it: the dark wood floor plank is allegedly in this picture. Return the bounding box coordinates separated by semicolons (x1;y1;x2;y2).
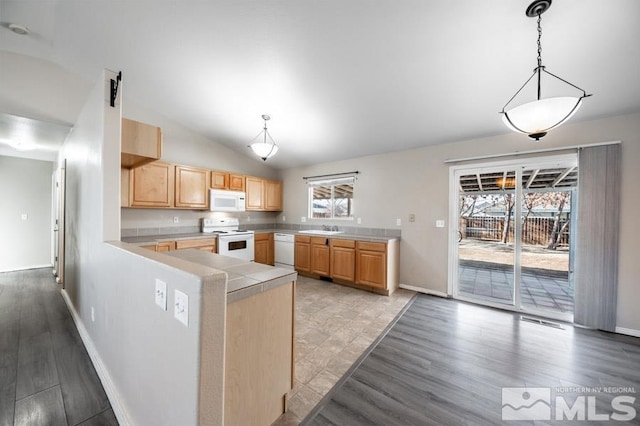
1;269;116;426
14;385;67;426
303;294;640;425
77;408;119;426
15;330;59;400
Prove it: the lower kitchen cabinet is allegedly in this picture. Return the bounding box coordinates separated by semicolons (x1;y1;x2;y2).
156;241;175;252
294;235;311;272
175;238;217;253
254;233;274;265
310;237;330;276
330;239;356;282
355;241;387;289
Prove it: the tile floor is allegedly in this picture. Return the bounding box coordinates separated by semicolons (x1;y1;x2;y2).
273;276;415;424
458;262;573;314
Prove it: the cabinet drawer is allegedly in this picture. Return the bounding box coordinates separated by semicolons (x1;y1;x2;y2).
175;238;217;250
331;239;355;249
310;237;329;245
295;235;311;243
357;241;386;252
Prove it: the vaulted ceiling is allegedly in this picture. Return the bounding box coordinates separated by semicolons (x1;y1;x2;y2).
1;0;639;167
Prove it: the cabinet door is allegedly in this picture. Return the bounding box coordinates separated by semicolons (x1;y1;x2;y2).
265;180;283;211
229;174;246;191
356;242;387;289
294;236;311;272
330;240;356;282
175;165;210;209
310;237;330;276
254;233;272;265
130;162;174;207
211;171;229;189
245;176;264;210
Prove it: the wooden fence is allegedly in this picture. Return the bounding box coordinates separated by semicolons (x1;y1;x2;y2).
460;216;570;246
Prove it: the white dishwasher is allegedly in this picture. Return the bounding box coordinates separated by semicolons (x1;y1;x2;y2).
274;233;295;269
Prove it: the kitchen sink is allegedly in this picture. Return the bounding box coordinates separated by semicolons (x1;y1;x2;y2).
298;230;344;235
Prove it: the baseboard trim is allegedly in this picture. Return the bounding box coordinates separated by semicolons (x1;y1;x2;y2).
615;327;640;338
0;264;52;273
399;283;449;298
60;290;131;425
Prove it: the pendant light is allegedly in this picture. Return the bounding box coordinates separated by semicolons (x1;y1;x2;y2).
249;114;278;161
500;0;591;141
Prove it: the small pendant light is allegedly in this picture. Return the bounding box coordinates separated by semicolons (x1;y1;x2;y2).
249;115;279;161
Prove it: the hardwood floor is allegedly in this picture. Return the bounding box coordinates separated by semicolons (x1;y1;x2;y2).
302;295;640;425
0;268;117;426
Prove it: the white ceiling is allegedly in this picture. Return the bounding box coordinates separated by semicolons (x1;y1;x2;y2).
0;0;639;168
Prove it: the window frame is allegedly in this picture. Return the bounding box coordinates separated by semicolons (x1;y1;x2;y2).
306;176;355;221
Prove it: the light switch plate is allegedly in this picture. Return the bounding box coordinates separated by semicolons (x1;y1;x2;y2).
155;279;167;310
436;220;445;228
301;216;307;223
174;289;189;327
396;218;402;226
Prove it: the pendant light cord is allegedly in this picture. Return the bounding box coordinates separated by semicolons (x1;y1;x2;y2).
536;13;543;100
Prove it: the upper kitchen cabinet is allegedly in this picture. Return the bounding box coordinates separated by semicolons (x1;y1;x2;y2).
245;176;283;211
123;162;174;208
175;165;210;209
211;171;245;191
121;118;162;168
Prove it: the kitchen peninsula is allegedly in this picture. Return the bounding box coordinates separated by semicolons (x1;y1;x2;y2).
168;249;296;426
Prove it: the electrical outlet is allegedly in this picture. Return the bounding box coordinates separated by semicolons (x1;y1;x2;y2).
396;218;402;226
301;216;306;223
21;213;28;221
436;220;445;228
174;290;189;327
409;213;416;222
173;216;179;224
155;279;167;310
357;217;362;224
91;306;95;322
282;215;286;222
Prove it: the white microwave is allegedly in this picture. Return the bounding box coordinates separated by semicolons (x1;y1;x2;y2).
209;189;246;212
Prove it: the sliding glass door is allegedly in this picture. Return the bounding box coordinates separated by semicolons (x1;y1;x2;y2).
450;155;577;320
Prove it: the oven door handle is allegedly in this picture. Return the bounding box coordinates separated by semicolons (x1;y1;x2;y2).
218;235;254;243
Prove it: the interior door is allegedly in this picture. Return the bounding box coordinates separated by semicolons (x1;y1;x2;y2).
54;159;66;287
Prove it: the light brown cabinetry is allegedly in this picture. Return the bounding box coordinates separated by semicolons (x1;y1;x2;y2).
294;235;311;272
175;165;210;209
310;237;330;276
121;118;162;168
175;238;217;253
229;174;245;191
124;162;175;208
245;176;283;211
225;282;295;426
254;233;274;266
356;241;387;289
157;241;176;252
211;170;229;190
330;239;356;282
140;244;157;252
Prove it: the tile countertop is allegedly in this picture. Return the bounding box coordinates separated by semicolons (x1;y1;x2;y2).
121;229;399;245
165;249;297;304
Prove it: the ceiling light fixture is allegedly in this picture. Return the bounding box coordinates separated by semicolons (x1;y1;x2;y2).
249;114;278;161
8;23;30;35
500;0;591;141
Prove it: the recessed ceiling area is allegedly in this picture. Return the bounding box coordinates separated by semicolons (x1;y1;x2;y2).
0;113;71;161
0;0;639;168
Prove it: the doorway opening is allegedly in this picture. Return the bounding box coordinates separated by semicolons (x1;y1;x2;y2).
449;154;577;321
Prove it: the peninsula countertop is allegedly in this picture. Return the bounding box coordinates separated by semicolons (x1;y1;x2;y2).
165;249;297;304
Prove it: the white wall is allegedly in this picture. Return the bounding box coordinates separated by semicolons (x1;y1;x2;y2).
0;155;54;271
58;71;226;425
280;112;640;333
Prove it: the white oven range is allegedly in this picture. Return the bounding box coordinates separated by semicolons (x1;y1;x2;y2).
201;218;254;262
